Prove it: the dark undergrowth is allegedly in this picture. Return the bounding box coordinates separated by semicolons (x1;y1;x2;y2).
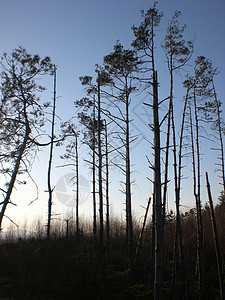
0;201;225;299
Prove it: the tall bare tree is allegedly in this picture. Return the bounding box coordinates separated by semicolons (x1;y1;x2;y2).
59;121;80;242
47;65;57;246
102;42;140;279
206;172;225;300
161;11;193;296
74;78;98;246
104;119;110;264
187;56;219;299
132;3;164;298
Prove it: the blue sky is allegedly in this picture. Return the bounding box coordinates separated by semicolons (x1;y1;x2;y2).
0;0;225;230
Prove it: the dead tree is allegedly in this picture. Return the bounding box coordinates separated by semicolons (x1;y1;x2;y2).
170;85;191;298
161;11;193;297
46;65;57;300
134;197;151;264
189;102;203;300
104;120;110;264
153;70;163;300
47;65;57;246
97;72;104;254
132;6;164;298
102;43;140;279
92;96;97;247
185;55;217;299
74;78;98;248
97;71;107;298
75;132;79;243
59;119;80;243
206;172;225;300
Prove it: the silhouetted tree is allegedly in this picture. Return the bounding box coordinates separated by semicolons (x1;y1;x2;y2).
161;11;193;297
47;65;57;247
60;121;80;242
197;58;225;195
102;42;140;279
0;47;53;230
187;56;220;299
104;119;110;264
206;172;225;300
74;78;98;246
132;3;164;298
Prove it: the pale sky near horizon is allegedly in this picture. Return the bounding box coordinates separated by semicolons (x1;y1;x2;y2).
0;0;225;232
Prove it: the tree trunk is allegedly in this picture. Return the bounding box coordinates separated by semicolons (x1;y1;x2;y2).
97;72;107;298
0;128;30;230
176;87;190;299
92;97;97;248
47;65;57;247
105;121;110;264
75;133;79;244
171;85;189;298
98;73;104;251
206;172;225;300
153;71;163;300
162;100;171;227
189;102;203;300
134;197;151;264
46;65;56;300
150;186;156;288
194;87;204;300
0;86;31;230
125;77;133;280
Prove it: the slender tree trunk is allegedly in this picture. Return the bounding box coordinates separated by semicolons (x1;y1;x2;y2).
92;97;97;248
148;19;158;294
125;77;133;279
171;86;189;298
134;197;151;264
97;72;106;298
169;61;186;297
176;88;190;300
177;88;190;222
98;73;104;251
169;66;179;294
105;121;110;264
206;172;225;300
153;71;163;300
75;133;79;244
193;87;204;300
46;65;57;300
189;102;203;300
161;87;171;292
150;185;156;289
47;65;57;246
162;101;171;226
193;88;203;236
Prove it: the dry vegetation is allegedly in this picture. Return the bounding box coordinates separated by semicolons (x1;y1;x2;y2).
0;200;224;299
